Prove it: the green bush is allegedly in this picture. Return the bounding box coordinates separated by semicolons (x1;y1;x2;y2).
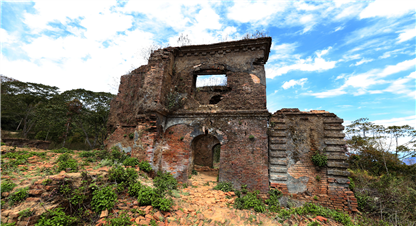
52;147;74;154
79;151;95;158
213;181;234;192
128;182;142;197
95;149;111;160
104;213;132;226
100;159;114;167
152;196;173;212
153;171;178;194
311;150;327;167
137;186;156;206
57;159;78;173
249;135;255;140
265;188;282;212
108;165;138;183
123;157;140;167
91;185;117;212
1;180;17;194
9;187;29;204
1;142;5;146
139;160;152;172
129;133;134;139
35;208;78;226
57;153;71;162
234;190;265;213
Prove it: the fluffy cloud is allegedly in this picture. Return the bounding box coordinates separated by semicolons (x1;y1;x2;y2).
307;59;416;98
267;46;336;78
359;0;415;19
282;78;308;89
397;27;416;43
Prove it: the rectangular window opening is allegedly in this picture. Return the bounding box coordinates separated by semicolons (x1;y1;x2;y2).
196;75;227;88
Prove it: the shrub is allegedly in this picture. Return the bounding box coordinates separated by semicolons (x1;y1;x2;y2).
96;149;111;160
213;181;234;192
249;135;255;140
57;153;71;162
52;147;74;154
108;165;138;183
137;186;156;206
91;185;117;212
265;188;282;212
139;160;152;172
234;190;265;213
35;208;77;226
129;133;134;139
191;169;198;175
153;171;178;194
128;182;142;197
123;157;140;167
1;180;17;193
100;159;114;167
311;150;327;167
152;197;173;212
79;151;95;158
9;187;29;204
241;184;248;194
69;186;87;206
104;213;132;226
1;142;5;146
57;159;79;173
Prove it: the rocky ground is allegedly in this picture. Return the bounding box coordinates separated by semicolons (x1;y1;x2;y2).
1;146;348;226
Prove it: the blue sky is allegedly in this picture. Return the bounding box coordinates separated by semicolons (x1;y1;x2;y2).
1;0;415;129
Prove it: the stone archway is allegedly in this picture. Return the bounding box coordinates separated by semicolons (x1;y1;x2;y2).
191;134;220;168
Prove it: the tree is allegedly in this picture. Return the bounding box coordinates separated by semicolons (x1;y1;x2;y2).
61;89;114;149
346;118;416;175
1;81;59;138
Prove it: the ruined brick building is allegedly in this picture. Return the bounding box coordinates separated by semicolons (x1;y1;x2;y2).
106;37;358;212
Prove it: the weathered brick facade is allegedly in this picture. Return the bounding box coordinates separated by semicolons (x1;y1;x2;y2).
106;37;357;212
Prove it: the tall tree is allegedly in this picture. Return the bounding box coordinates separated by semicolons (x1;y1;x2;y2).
1;81;59;138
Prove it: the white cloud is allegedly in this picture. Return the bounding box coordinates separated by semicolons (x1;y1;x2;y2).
227;1;287;24
308;87;347;98
282;78;308;89
378;58;416;77
350;58;374;66
307;59;416;98
360;0;416;19
267;47;336;78
373;115;416;128
397;27;416;43
384;72;416;98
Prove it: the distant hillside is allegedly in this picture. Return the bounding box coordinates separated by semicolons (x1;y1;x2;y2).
0;75;19;83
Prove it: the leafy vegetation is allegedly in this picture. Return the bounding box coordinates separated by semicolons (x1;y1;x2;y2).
213;181;234;192
138;160;152;172
35;208;78;226
1;180;17;194
311;149;328;167
91;185;117;212
9;187;29;205
346;118;416;225
123;157;140;167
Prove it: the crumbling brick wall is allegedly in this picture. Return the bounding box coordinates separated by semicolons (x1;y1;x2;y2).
105;38;357;211
269;108;358;213
106;38;271;192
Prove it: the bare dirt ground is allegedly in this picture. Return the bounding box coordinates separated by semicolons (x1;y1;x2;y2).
1;146;344;226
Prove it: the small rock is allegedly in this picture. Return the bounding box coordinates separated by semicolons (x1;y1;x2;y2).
100;209;108;218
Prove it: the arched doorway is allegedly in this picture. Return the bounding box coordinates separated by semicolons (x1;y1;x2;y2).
191;134;220;168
